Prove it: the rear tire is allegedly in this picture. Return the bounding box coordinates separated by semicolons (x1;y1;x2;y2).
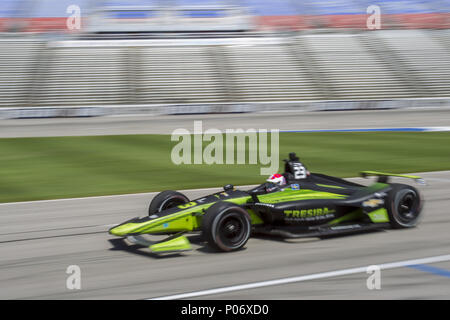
148;190;189;215
386;183;423;228
202;202;251;252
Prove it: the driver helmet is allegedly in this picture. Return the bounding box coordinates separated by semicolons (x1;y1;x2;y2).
267;173;286;186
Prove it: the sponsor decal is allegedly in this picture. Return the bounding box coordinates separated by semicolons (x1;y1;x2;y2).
363;198;384;208
284;207;335;220
255;203;275;208
368;209;389;223
291;184;300;190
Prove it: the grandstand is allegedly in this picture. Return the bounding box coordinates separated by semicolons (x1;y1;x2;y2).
1;29;449;111
0;1;449;115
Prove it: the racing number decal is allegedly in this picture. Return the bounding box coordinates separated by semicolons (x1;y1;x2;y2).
178;201;197;209
293;162;307;179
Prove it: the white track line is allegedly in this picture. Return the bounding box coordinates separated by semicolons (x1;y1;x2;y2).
425;126;450;132
149;254;450;300
0;185;259;206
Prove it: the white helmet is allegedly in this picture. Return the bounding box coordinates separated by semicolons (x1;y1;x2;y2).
267;173;286;186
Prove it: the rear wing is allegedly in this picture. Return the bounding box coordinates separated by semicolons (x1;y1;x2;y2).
360;171;426;185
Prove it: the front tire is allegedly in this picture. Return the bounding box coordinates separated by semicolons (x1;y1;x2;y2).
202;202;251;252
148;190;189;215
386;183;423;228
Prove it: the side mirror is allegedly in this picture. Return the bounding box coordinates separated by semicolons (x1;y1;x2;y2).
415;178;426;185
223;184;234;191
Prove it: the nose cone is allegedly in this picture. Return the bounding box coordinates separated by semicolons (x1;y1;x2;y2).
109;222;140;236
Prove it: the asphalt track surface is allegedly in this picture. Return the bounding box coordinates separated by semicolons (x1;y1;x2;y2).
1;108;450;137
0;171;449;300
1;108;449;300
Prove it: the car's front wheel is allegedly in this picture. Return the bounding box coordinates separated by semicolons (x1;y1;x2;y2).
148;190;189;215
386;183;423;228
202;201;251;252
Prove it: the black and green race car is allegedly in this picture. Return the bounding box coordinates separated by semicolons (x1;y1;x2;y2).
109;153;424;253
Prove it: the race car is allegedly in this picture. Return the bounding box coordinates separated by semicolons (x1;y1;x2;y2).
109;153;424;253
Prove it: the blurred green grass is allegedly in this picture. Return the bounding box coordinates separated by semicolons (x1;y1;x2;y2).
0;132;449;203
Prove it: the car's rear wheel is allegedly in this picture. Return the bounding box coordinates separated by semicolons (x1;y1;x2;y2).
148;190;189;215
202;202;251;252
386;183;423;228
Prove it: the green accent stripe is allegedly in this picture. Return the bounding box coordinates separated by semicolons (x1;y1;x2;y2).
327;210;362;225
258;188;346;204
316;184;345;189
361;171;422;180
